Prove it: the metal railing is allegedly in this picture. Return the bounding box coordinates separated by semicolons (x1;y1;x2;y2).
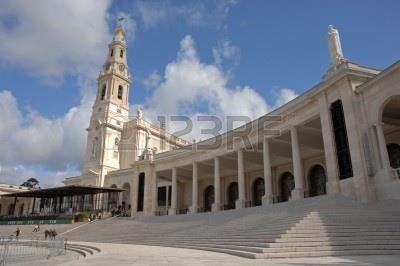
0;236;65;265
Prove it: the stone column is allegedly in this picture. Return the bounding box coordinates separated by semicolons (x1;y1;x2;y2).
190;162;198;213
236;149;246;209
169;167;178;216
262;138;273;205
290;126;305;200
212;157;221;212
319;95;340;193
151;173;158;215
376;123;393;181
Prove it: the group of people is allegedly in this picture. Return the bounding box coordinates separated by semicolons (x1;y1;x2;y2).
88;212;102;223
111;205;131;217
44;228;58;240
12;224;57;240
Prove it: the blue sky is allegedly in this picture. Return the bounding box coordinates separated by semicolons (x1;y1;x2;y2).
0;0;399;186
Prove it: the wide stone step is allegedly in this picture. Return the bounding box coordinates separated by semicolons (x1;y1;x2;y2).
275;235;400;242
280;231;400;238
114;240;400;258
268;239;400;247
127;239;400;252
258;249;400;259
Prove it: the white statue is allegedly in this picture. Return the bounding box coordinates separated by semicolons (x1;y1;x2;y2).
136;107;143;120
328;25;344;66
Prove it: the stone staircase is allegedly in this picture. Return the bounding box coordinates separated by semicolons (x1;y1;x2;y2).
63;195;400;259
65;243;101;258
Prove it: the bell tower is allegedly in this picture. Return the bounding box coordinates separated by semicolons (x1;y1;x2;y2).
83;24;132;186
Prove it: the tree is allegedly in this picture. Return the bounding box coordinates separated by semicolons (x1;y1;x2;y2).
21;178;40;189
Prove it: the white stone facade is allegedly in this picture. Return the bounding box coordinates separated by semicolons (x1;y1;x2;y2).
64;25;400;217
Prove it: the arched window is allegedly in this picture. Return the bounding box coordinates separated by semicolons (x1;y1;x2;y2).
252;178;265;206
279;172;295;202
227;182;238;210
120;49;124;58
0;204;2;215
110;49;114;57
115;138;120;148
101;85;106;100
118;85;123;100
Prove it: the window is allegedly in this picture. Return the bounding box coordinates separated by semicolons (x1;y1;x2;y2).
120;49;124;58
330;100;353;179
137;173;145;212
110;49;114;57
101;85;106;100
118;85;123;100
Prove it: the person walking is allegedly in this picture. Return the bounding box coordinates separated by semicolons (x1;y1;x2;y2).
15;228;21;240
33;223;40;233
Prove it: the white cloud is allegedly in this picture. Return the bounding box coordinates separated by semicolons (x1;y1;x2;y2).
0;0;112;84
213;40;241;67
143;71;162;90
0;90;92;173
145;35;269;139
0;1;117;185
0;164;36;186
142;35;296;141
273;88;297;108
135;0;237;30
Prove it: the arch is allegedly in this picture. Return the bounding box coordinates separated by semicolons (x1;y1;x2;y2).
387;143;400;169
110;49;114;57
0;204;2;215
279;172;294;202
110;184;117;188
380;95;400;177
118;85;123;100
122;183;131;210
308;165;327;197
227;182;238;210
378;94;400;124
101;85;106;100
203;185;214;212
252;178;265;206
120;49;124;58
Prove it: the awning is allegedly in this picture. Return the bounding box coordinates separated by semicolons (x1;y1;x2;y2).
2;185;124;198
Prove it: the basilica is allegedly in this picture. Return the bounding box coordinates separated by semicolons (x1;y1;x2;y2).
64;25;400;218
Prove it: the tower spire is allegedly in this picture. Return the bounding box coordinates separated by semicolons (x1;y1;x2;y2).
83;22;132;185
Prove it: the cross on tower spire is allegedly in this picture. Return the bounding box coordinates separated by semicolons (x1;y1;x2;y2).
118;16;124;26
